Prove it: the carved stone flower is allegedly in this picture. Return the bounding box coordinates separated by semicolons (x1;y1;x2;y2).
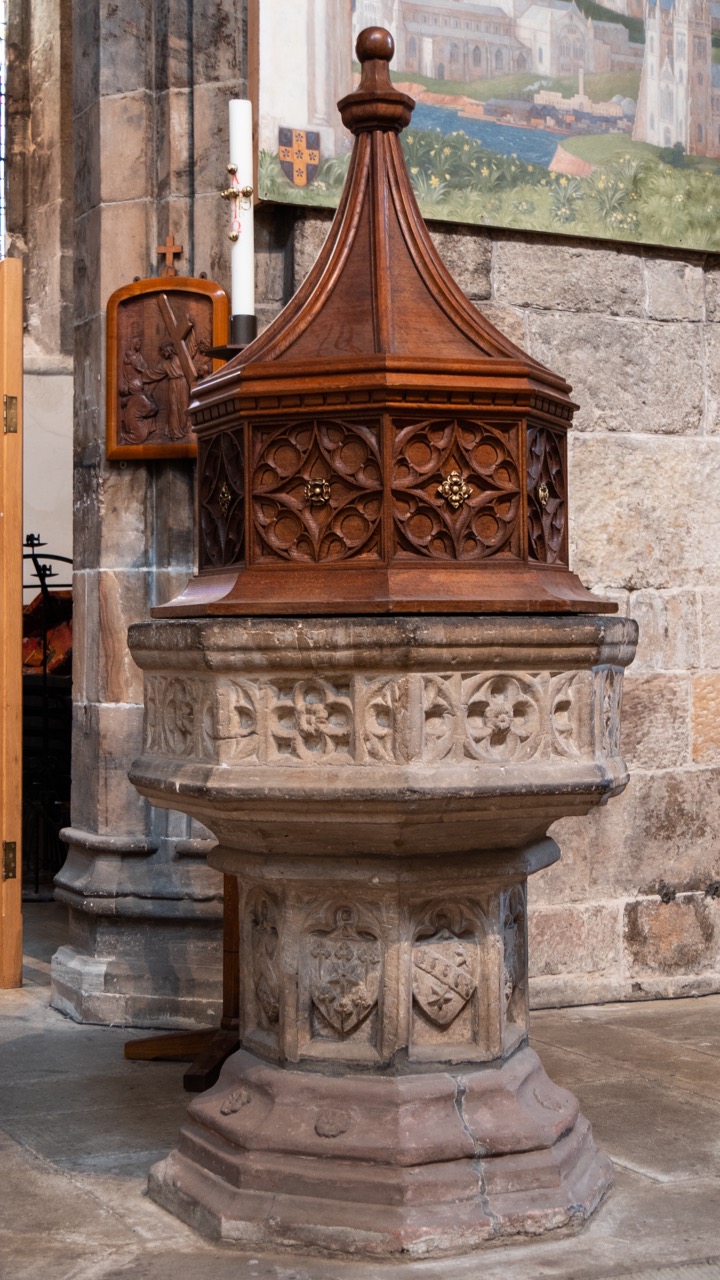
271;680;352;761
465;675;541;762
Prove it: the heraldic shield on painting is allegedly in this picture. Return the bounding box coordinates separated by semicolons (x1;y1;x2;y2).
106;277;229;460
278;128;320;188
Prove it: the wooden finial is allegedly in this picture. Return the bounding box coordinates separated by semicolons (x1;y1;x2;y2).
356;26;395;64
157;234;183;277
338;27;414;135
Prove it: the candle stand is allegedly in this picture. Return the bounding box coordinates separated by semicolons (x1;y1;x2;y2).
128;29;637;1257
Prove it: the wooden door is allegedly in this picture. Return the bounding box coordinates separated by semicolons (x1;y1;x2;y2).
0;257;23;988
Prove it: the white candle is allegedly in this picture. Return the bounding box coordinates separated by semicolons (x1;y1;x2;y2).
228;99;254;318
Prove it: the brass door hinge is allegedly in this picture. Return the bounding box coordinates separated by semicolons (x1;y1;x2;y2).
3;395;18;433
2;841;17;880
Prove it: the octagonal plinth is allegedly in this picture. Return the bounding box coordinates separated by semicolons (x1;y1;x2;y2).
128;614;636;1258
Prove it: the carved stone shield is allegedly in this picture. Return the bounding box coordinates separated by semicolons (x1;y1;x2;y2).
412;934;477;1027
309;909;380;1035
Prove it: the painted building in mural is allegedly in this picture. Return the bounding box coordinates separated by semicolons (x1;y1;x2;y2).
353;0;643;81
633;0;720;158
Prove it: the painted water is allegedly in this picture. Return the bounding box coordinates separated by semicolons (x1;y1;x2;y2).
412;102;569;167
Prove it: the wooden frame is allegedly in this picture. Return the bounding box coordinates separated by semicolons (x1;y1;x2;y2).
0;258;23;989
251;1;720;255
106;276;230;461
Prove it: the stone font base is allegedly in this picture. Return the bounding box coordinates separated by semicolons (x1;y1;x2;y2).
129;615;635;1257
149;1044;612;1257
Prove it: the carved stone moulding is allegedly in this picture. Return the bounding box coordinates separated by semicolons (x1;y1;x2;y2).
128;612;636;1256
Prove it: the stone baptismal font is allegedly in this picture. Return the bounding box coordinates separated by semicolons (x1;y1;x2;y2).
128;29;637;1258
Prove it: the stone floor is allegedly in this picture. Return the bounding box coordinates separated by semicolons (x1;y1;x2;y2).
1;903;719;1280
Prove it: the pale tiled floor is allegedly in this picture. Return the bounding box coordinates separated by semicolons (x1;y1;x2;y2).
1;903;719;1280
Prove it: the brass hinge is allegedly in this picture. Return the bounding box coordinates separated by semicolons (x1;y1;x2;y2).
3;395;18;434
2;841;17;880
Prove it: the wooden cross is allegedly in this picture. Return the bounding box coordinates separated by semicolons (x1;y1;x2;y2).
157;234;183;277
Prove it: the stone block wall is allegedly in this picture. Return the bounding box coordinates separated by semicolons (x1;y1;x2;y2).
275;210;720;1008
13;0;715;1018
51;0;252;1026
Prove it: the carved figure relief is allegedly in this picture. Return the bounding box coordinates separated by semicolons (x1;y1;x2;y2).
106;278;229;460
268;679;353;762
392;417;521;560
250;896;281;1026
199;429;245;569
527;426;567;565
252;418;382;562
308;906;381;1036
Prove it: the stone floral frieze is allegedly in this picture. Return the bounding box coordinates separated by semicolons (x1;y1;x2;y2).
143;665;619;767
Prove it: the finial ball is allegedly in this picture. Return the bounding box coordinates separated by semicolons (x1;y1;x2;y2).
356;27;394;64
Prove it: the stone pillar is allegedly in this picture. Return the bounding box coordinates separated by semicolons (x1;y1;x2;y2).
129;614;637;1255
51;0;248;1026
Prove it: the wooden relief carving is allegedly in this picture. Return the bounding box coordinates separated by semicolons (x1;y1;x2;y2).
106;277;229;460
391;418;521;561
199;428;245;570
251;419;383;562
526;426;567;565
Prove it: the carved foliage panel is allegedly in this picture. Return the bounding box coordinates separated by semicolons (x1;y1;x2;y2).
198;428;245;570
143;668;602;767
392;416;522;561
527;424;568;566
594;666;624;757
144;675;205;758
251;417;383;562
422;670;593;765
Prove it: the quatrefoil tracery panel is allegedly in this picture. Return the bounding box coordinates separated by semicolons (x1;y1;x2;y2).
252;418;383;563
391;418;522;561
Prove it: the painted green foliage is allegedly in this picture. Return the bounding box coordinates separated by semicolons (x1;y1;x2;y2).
260;126;720;253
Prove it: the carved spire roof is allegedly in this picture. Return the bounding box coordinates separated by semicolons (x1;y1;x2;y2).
198;26;572;404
